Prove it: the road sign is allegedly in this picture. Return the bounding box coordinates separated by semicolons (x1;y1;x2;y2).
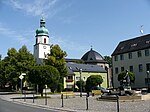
19;75;24;80
21;73;26;76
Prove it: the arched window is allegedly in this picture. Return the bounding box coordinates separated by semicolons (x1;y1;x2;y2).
44;38;46;44
36;38;38;44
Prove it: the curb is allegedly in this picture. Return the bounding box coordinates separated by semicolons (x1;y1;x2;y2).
13;100;77;112
0;96;77;112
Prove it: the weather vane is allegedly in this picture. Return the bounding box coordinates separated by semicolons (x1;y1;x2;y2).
140;25;144;35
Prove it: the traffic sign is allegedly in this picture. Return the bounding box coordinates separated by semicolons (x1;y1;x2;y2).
19;75;24;80
21;73;26;76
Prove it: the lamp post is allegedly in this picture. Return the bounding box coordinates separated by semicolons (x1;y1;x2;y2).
147;71;150;93
79;68;82;97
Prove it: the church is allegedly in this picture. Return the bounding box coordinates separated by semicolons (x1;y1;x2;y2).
33;18;110;90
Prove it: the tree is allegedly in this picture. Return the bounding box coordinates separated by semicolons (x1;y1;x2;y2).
28;65;60;96
104;56;112;67
0;45;36;90
1;48;18;90
45;44;68;92
0;59;5;88
76;79;85;91
118;71;135;84
85;75;103;92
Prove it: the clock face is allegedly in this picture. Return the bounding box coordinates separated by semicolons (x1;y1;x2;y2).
43;46;47;49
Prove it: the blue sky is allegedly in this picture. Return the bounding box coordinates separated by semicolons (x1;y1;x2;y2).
0;0;150;59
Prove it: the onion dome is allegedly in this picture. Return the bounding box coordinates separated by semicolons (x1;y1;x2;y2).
36;18;49;37
81;48;106;63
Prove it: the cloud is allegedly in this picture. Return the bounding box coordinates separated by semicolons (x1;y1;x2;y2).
4;0;70;18
0;23;32;46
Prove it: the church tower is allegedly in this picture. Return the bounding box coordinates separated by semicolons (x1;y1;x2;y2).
34;18;50;64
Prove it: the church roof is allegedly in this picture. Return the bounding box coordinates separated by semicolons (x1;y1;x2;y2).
81;48;106;63
112;34;150;56
36;18;49;37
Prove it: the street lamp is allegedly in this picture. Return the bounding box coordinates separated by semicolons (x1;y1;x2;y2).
79;68;82;97
147;71;150;92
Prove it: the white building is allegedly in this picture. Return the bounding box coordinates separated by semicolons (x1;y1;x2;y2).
112;34;150;88
34;18;50;64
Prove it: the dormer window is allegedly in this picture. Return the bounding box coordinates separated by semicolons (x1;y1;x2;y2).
146;40;150;44
120;46;124;50
90;58;93;60
131;43;137;47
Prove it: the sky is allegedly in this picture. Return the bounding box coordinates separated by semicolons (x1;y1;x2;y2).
1;0;150;59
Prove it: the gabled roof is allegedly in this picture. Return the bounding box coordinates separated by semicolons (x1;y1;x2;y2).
112;34;150;56
66;62;106;73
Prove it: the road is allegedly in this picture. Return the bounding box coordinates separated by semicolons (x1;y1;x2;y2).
0;98;57;112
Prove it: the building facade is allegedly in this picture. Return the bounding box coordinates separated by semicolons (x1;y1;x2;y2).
112;34;150;88
64;63;108;90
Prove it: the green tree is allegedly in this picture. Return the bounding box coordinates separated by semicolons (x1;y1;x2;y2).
118;71;135;84
45;44;68;92
0;59;5;88
0;46;36;90
2;48;18;90
85;75;103;92
104;56;112;67
28;65;60;96
76;79;85;91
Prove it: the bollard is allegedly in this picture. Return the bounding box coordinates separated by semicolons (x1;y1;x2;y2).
45;92;47;105
116;95;119;112
33;91;34;103
24;90;26;102
61;94;64;107
86;94;89;110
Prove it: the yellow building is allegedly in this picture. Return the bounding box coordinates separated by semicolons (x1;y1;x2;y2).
65;48;111;90
64;63;108;90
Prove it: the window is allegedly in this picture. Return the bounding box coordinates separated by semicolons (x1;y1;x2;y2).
137;51;142;57
66;85;73;89
76;77;80;81
139;64;143;72
131;43;137;47
114;55;118;61
145;49;149;56
146;63;150;71
115;67;118;74
44;38;46;44
128;52;132;59
36;38;38;44
90;58;93;60
120;54;124;60
121;67;124;72
129;66;133;72
67;76;73;80
146;40;150;44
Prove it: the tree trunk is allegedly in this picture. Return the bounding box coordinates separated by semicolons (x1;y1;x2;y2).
39;86;43;97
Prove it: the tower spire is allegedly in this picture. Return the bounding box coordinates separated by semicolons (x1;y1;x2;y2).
40;17;46;27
